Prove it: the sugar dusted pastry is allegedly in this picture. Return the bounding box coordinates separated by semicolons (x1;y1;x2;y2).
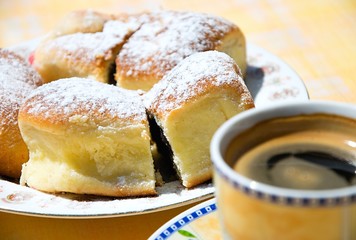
50;9;115;38
33;12;140;83
18;77;156;197
145;51;254;188
33;33;126;83
32;9;246;91
0;49;43;178
102;12;150;36
17;9;251;193
115;11;246;91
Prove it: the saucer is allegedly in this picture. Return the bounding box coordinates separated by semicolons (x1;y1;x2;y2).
149;198;221;240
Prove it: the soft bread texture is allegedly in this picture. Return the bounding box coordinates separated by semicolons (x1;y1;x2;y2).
115;11;246;91
18;78;156;197
145;51;254;188
0;49;43;178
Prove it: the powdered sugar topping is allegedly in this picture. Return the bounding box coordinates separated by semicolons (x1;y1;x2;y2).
23;78;147;126
0;80;32;128
0;49;42;128
145;51;246;114
116;11;236;79
41;32;125;64
103;18;142;38
0;49;42;87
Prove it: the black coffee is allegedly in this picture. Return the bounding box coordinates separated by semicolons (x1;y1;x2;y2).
262;151;356;189
227;114;356;190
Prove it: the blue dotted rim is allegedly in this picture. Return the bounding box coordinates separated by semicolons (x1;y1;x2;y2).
154;202;217;240
214;165;356;207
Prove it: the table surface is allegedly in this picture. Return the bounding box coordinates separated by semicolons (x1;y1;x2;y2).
1;0;355;239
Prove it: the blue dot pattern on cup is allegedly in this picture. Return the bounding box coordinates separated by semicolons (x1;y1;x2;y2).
214;164;356;207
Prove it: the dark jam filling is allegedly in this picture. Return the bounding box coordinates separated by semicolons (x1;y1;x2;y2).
147;112;178;182
107;63;117;85
267;151;356;183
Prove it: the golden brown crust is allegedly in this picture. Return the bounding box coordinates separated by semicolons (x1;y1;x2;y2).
115;11;245;91
19;77;148;132
33;32;127;83
0;81;31;178
0;49;43;87
0;49;42;178
145;51;254;120
33;10;246;91
33;10;144;84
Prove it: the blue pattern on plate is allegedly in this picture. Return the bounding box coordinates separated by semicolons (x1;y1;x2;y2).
154;203;217;240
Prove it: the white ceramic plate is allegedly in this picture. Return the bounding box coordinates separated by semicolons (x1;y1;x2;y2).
0;42;308;218
149;198;219;240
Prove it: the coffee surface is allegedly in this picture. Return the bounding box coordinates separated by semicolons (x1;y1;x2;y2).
227;114;356;190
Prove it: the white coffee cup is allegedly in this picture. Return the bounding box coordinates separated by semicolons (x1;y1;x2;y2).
211;100;356;240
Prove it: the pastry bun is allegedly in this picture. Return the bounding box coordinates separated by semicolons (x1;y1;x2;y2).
115;11;246;91
0;49;43;178
33;32;128;84
33;10;143;84
4;10;254;196
145;51;254;188
32;10;246;92
50;9;115;38
18;77;156;197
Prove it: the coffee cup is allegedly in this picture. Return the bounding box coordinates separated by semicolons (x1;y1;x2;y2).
210;100;356;240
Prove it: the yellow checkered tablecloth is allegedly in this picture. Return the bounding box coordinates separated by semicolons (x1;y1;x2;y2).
0;0;355;239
